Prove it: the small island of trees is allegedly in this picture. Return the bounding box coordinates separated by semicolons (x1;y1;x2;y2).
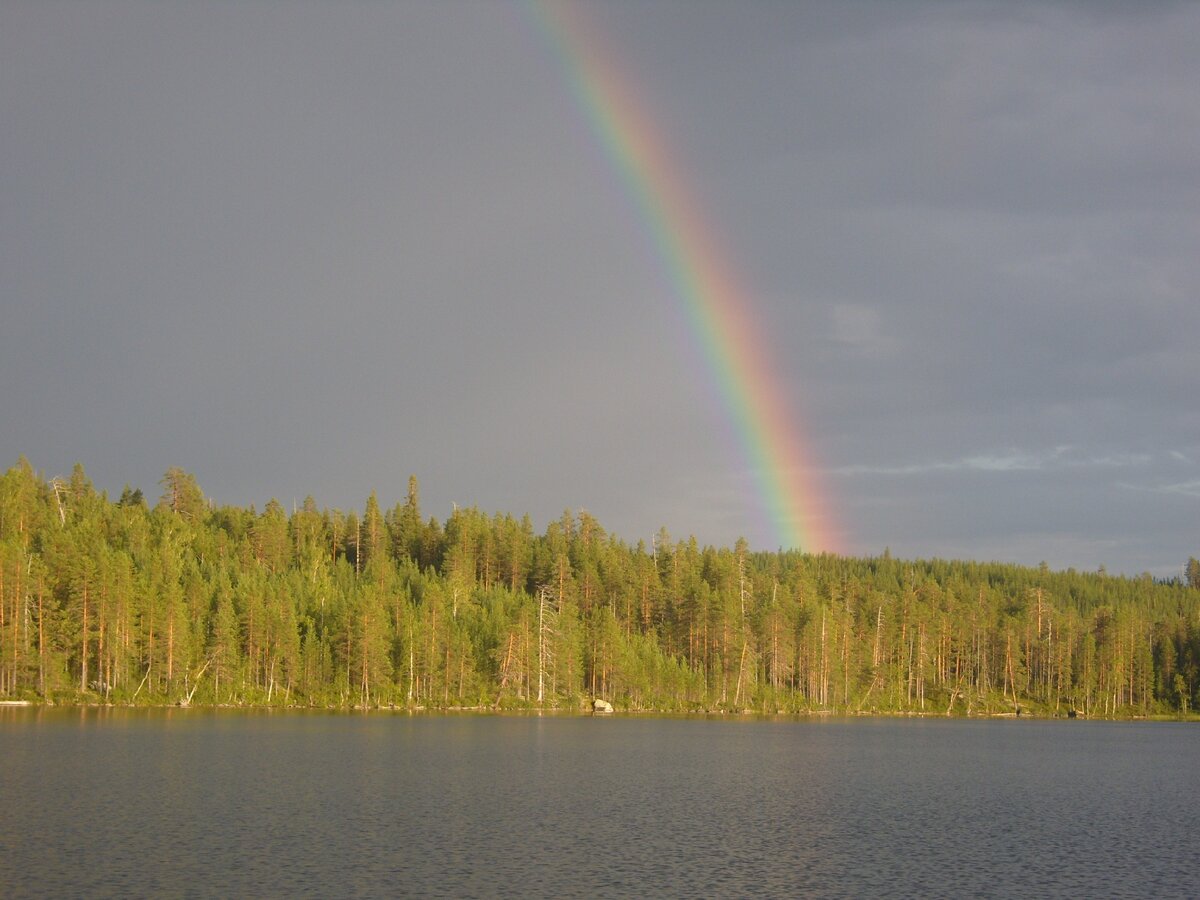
1;457;1197;717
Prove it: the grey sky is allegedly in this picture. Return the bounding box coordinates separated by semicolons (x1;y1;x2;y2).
2;1;1197;576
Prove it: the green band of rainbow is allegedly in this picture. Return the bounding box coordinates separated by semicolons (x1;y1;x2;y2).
529;1;841;553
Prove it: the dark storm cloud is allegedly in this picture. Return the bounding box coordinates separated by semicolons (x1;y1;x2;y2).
2;1;1196;574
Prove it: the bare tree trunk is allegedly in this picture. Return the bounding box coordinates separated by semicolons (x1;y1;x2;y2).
1;563;8;694
733;639;748;707
37;572;45;695
873;604;883;668
80;583;89;692
820;609;828;707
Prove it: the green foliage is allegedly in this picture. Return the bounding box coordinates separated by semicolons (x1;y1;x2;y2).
1;457;1198;715
1186;557;1200;591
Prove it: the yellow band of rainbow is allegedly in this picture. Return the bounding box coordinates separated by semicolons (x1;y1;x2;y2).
529;1;842;553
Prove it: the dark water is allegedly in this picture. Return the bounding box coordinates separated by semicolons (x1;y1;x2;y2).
0;710;1195;898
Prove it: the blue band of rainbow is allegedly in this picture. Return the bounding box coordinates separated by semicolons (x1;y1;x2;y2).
529;0;841;553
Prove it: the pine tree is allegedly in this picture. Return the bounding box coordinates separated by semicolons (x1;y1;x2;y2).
1186;557;1200;590
158;467;206;522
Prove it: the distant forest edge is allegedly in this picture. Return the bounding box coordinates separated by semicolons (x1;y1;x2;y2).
1;458;1199;717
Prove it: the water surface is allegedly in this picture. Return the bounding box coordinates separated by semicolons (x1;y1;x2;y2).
1;710;1195;897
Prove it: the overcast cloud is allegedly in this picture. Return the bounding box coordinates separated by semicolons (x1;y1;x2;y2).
2;1;1197;575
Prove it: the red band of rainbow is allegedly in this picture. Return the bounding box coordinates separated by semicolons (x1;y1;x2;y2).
530;1;842;553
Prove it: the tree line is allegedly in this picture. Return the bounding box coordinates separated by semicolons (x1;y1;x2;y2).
1;458;1197;716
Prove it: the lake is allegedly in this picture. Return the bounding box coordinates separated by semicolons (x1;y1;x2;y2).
1;710;1196;897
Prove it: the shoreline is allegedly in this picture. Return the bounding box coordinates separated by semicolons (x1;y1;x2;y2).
2;699;1194;722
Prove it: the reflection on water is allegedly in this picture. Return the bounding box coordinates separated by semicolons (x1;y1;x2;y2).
1;710;1196;898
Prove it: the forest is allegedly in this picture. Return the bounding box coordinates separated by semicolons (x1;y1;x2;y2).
1;457;1198;717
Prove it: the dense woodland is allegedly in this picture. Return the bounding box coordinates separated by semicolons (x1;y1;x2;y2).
1;458;1198;717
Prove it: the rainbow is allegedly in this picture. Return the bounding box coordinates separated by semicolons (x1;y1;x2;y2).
528;1;842;554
